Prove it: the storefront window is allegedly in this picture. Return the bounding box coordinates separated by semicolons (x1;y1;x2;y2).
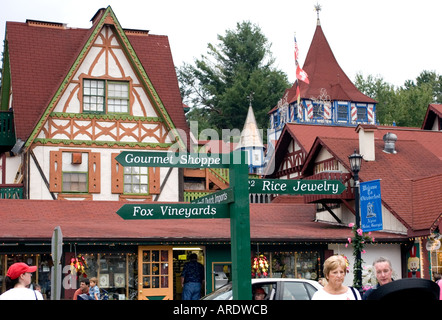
430;249;442;277
82;253;137;300
269;251;320;280
0;254;52;299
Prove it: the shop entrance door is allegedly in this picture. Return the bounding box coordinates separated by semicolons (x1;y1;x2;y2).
138;246;173;300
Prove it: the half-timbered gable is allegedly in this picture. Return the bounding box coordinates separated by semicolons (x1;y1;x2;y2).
0;6;188;201
265;123;355;178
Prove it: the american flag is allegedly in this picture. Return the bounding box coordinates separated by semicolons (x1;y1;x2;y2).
294;35;299;61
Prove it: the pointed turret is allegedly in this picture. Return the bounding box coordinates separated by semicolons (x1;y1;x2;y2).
236;98;265;174
295;24;376;104
268;7;377;142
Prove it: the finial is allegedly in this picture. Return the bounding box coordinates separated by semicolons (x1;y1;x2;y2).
314;3;322;25
247;92;255;107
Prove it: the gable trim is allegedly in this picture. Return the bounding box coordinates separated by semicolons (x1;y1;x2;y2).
24;6;185;150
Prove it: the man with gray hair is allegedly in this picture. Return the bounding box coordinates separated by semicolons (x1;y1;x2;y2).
362;257;394;300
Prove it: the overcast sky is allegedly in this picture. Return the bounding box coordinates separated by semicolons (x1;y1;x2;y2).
1;0;441;87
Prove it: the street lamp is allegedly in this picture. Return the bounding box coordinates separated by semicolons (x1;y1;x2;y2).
348;149;363;290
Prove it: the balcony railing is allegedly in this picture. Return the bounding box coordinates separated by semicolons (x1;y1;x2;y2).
0;111;15;147
0;185;24;199
183;191;211;202
303;171;353;203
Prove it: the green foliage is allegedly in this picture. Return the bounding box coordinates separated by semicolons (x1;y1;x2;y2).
178;21;290;139
355;71;442;127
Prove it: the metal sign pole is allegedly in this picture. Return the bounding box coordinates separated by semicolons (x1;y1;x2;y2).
229;151;251;300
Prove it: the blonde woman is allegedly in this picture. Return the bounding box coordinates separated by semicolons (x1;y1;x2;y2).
312;255;361;300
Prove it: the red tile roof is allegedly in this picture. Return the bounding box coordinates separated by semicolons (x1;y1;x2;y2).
5;10;188;146
307;136;442;235
0;200;403;243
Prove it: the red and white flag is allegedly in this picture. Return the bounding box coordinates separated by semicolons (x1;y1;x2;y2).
296;64;309;84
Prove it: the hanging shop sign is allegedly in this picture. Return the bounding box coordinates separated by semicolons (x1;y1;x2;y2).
360;179;383;232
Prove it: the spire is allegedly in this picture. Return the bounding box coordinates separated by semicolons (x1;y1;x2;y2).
288;19;376;104
314;3;322;26
236;93;264;149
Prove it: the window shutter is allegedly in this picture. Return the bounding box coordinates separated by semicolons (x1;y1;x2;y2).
148;167;161;194
49;151;62;193
111;153;124;194
88;152;101;193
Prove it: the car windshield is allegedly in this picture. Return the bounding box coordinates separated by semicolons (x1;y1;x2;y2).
201;283;233;300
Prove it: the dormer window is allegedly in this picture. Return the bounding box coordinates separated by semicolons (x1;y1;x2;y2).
83;79;129;114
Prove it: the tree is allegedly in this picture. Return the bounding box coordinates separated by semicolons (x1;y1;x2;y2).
177;21;290;140
354;74;397;125
355;71;442;127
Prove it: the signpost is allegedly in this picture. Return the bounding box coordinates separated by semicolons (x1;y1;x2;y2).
51;226;63;300
248;178;346;195
190;188;234;204
117;203;230;220
115;150;348;300
115;151;229;168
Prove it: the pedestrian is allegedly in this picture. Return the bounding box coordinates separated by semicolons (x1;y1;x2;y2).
362;257;394;300
312;255;361;300
181;253;204;300
89;277;100;300
0;262;44;300
73;278;90;300
433;273;442;300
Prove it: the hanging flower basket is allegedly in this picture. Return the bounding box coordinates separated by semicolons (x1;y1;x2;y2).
252;254;269;278
70;254;88;278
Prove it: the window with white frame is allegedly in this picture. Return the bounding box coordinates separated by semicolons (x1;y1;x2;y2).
123;167;149;194
62;152;88;193
83;79;129;114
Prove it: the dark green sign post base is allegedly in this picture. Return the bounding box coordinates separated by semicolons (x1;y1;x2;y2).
229;151;251;300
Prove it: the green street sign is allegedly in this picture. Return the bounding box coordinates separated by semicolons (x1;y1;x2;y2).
191;188;234;204
115;151;230;168
117;203;230;220
248;178;346;195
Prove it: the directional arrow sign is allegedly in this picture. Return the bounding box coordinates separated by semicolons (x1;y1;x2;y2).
190;188;234;204
248;179;346;195
115;151;230;168
117;203;230;220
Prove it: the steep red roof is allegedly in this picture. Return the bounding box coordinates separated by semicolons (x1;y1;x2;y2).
283;24;376;105
0;200;403;242
306;136;442;235
6;21;88;141
5;11;188;146
280;123;442;162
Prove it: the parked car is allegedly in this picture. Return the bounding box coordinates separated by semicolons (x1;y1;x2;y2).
202;278;323;300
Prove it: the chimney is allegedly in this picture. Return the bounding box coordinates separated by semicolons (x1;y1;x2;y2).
90;8;106;25
356;124;377;161
383;132;397;154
